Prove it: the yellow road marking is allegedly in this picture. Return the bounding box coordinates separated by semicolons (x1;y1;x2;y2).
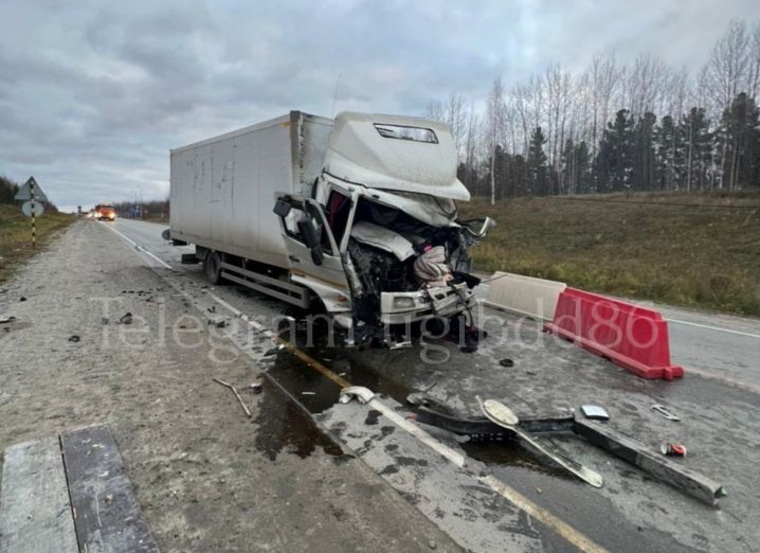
481;475;611;553
272;335;352;389
247;322;610;553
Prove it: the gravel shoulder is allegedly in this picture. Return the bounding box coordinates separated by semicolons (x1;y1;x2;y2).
0;220;460;552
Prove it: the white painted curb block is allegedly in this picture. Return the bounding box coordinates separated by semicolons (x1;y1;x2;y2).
483;271;567;321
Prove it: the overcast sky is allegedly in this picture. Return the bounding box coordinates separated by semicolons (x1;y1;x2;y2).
1;0;757;211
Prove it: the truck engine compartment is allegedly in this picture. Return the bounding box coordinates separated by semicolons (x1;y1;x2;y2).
334;195;486;326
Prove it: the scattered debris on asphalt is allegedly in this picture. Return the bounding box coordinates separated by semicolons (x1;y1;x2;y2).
68;335;81;343
19;297;26;302
580;405;610;420
212;378;252;418
661;442;687;456
207;306;216;314
388;339;413;350
119;312;133;325
498;358;514;368
264;345;284;356
479;396;604;487
340;386;375;405
652;404;681;421
423;382;438;394
408;394;726;504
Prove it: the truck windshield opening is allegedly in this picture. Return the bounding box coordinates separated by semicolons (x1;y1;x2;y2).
374;123;438;144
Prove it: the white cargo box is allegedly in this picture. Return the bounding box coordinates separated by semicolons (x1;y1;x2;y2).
170;111;333;269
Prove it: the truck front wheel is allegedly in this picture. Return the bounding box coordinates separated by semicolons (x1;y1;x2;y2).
203;251;223;285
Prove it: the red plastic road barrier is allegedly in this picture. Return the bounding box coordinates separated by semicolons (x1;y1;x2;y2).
544;288;684;380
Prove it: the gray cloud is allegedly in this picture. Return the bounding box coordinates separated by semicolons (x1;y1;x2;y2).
0;0;756;210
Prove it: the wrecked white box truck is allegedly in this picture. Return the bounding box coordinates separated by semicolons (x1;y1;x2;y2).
168;111;492;341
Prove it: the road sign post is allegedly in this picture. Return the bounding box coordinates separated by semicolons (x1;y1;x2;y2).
15;177;48;249
31;178;35;249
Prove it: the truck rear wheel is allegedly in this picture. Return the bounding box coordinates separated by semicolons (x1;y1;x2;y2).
203;251;223;285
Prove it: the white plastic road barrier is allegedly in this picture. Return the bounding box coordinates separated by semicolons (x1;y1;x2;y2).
483;271;567;321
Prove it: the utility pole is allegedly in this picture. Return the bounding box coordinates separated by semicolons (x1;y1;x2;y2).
137;186;144;219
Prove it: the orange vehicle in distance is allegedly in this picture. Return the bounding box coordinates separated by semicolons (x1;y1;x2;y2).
94;204;116;221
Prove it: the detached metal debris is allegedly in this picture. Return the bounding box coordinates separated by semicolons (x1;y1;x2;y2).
213;378;252;418
407;394;726;505
651;404;681;421
478;397;604;488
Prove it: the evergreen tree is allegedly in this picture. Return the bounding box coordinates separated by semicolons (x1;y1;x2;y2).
632;112;657;190
720;93;760;190
527;126;548;195
594;109;634;192
0;176;19;205
574;141;592;193
509;154;527;197
654;115;686;190
561;138;575;194
680;107;712;192
561;139;592;194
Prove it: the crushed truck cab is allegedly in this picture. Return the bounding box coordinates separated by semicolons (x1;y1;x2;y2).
169;110;492;339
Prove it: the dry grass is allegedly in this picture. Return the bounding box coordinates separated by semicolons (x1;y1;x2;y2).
0;205;76;283
459;191;760;316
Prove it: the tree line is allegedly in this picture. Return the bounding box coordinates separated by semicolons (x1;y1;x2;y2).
0;175;19;205
426;19;760;201
112;199;170;219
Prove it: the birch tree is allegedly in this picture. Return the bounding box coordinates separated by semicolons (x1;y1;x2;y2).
486;77;506;204
706;19;750;113
545;65;573;186
747;21;760;101
705;20;751;188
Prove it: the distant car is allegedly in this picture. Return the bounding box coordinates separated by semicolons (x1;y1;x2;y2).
94;204;116;221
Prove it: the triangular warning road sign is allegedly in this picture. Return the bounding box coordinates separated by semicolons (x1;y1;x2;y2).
14;177;49;202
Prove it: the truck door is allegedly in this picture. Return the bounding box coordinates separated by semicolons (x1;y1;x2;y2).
275;196;350;303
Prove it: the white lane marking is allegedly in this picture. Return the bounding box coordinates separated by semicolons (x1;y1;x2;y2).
666;317;760;339
139;246;173;269
103;223;137;246
104;230;611;552
682;366;760;395
101;222;173;269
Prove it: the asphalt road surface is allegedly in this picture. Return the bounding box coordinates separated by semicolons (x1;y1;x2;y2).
1;217;758;553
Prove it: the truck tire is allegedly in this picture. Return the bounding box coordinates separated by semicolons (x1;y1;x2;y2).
203;251;223;285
